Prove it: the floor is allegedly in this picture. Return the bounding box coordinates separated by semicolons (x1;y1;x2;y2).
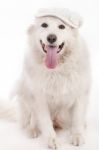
0;119;99;150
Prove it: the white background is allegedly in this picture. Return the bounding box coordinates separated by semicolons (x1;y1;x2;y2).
0;0;99;150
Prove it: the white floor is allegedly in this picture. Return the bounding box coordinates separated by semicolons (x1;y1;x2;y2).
0;119;99;150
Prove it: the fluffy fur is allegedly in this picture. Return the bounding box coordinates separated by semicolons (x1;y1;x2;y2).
16;9;90;149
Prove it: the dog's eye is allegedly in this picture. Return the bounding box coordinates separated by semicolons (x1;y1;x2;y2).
41;23;48;28
58;24;65;29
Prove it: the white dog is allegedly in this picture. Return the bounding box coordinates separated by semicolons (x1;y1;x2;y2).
15;8;91;149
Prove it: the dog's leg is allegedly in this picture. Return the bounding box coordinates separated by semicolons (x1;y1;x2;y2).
34;95;57;149
26;114;39;138
70;94;88;146
19;99;39;138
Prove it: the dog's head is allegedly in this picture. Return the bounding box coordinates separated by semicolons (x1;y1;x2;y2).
28;10;82;69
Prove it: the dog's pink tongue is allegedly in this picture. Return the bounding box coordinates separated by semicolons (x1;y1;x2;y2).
45;46;58;69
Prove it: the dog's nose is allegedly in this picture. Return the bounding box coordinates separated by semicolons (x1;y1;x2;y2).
47;34;57;44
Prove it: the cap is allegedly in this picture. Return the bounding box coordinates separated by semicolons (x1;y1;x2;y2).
35;8;83;29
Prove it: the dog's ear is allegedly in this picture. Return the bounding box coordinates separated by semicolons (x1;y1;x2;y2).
27;25;34;35
67;12;83;29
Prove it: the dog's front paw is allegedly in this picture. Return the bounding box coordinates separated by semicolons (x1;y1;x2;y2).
70;134;85;146
48;137;58;149
26;127;39;138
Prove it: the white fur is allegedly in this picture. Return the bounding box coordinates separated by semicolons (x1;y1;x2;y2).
0;100;18;121
15;9;91;149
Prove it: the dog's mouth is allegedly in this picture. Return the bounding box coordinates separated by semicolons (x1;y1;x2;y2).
40;40;64;53
40;40;64;69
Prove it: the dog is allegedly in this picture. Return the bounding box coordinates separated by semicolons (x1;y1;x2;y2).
16;8;91;149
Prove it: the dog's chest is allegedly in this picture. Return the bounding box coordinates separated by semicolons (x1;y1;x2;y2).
26;68;79;110
31;71;76;108
31;70;78;99
32;72;67;95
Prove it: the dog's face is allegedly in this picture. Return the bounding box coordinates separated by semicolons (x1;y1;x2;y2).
28;17;79;69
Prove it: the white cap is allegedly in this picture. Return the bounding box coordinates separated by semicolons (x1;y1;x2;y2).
35;8;83;29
